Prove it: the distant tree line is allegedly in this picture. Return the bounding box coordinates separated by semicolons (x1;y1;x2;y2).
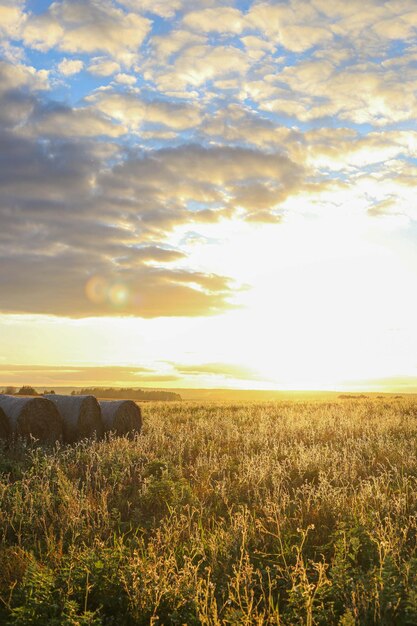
1;386;56;396
338;394;368;399
72;388;181;401
0;386;180;401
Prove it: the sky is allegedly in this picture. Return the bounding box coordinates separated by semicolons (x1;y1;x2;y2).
1;0;417;391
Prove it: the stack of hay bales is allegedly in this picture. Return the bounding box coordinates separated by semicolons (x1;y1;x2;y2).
44;394;104;444
0;393;143;444
99;400;142;437
0;395;63;443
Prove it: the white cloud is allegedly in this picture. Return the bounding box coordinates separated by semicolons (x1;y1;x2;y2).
114;72;137;85
88;57;121;76
183;7;245;34
248;1;333;52
149;29;206;65
150;44;250;92
0;3;26;39
57;58;84;76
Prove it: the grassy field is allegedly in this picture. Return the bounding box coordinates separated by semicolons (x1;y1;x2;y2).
0;398;416;625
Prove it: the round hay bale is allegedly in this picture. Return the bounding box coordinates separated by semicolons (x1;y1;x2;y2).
0;406;11;440
0;395;63;443
99;400;142;437
44;394;104;443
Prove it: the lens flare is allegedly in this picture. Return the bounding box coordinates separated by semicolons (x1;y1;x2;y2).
85;276;109;304
108;283;129;306
85;276;130;308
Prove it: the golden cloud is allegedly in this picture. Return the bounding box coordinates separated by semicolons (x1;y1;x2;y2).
23;0;150;64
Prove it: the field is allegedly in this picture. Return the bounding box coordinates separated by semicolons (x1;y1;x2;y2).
0;398;416;625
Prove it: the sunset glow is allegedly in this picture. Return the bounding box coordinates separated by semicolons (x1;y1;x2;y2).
1;0;417;390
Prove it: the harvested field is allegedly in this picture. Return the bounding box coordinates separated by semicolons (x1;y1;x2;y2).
0;398;416;624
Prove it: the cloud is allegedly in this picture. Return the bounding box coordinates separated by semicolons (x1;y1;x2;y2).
0;89;35;130
0;81;242;318
57;57;84;76
0;364;181;385
118;0;186;18
23;0;151;64
235;0;417;126
248;1;333;52
182;7;245;34
120;0;234;18
312;0;417;46
87;89;202;130
233;182;286;215
248;55;417;125
88;57;121;76
0;57;307;319
148;29;206;65
0;253;235;317
0;126;102;203
148;43;250;92
247;0;417;55
103;143;304;228
0;2;26;39
27;102;126;138
0;60;49;94
174;361;263;380
114;72;137;85
302;128;413;171
3;0;416;327
116;246;186;264
244;209;283;223
201;103;302;150
131;143;300;186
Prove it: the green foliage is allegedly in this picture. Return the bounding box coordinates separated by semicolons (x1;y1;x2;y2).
0;398;416;624
5;559;101;625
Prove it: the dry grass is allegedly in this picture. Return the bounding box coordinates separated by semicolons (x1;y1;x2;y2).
0;397;416;624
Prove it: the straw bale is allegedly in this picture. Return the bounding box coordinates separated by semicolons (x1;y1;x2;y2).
0;395;63;443
44;394;103;443
0;405;11;439
99;400;142;437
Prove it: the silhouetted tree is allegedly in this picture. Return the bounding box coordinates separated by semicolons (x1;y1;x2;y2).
17;385;38;396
